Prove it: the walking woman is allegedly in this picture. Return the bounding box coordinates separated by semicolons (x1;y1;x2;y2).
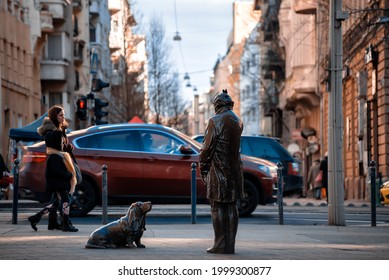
28;106;78;232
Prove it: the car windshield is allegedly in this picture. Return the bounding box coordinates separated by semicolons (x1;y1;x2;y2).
168;127;203;151
243;137;292;161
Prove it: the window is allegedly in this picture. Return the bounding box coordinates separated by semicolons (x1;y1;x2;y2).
74;71;80;90
75;131;140;151
7;0;12;13
48;92;62;107
73;16;79;36
112;20;118;32
140;131;184;154
47;35;62;60
247;137;289;161
90;25;96;42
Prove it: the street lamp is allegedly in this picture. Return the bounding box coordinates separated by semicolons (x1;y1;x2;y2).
173;31;182;41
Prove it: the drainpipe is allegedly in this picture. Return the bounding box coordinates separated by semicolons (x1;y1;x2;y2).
316;1;323;158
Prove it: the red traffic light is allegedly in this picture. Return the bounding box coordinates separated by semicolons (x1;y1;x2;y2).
76;97;87;121
79;100;86;109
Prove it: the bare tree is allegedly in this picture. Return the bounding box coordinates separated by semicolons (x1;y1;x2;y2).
165;73;190;129
147;15;181;125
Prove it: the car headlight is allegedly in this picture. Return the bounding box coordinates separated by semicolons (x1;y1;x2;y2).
258;164;277;178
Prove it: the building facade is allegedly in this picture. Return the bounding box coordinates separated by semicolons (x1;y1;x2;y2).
1;0;42;157
240;22;262;135
211;1;261;121
331;0;389;199
108;0;148;123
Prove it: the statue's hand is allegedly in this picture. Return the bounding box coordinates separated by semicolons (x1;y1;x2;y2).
200;170;208;184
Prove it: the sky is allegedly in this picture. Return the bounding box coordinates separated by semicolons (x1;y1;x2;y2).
134;0;239;101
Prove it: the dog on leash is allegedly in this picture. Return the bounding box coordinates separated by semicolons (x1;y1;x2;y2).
85;201;152;249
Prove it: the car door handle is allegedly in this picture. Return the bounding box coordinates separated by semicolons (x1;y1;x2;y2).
92;154;101;159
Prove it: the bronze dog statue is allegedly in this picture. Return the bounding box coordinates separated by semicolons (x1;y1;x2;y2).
85;201;152;249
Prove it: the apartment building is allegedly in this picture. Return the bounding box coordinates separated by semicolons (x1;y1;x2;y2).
108;0;148;123
211;1;261;120
0;0;41;157
240;22;263;135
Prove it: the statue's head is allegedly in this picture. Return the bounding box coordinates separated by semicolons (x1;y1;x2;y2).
213;89;234;112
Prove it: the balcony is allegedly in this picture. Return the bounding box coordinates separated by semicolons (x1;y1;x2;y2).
109;32;121;51
89;0;99;16
40;60;68;81
40;10;53;33
40;0;68;21
293;0;316;14
262;49;284;79
73;40;85;65
108;0;121;14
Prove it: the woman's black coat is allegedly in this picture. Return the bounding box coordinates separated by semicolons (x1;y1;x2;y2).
45;154;72;193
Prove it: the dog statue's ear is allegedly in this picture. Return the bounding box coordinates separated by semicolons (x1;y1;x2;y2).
127;203;136;223
128;202;143;226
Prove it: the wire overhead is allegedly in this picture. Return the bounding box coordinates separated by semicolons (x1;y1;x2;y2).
173;0;182;41
173;0;192;87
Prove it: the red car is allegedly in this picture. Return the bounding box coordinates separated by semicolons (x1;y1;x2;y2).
19;124;277;216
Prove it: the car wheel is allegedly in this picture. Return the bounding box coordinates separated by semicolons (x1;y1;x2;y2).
70;180;96;217
238;179;259;217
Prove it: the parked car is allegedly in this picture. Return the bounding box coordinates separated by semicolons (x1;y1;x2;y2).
19;124;277;217
193;135;303;195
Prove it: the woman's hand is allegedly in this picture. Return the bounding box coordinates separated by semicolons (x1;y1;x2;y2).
65;143;74;152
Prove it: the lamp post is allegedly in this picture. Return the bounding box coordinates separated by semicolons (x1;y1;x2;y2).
193;87;199;136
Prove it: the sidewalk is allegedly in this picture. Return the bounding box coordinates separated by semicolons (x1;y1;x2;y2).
0;197;377;209
0;198;388;260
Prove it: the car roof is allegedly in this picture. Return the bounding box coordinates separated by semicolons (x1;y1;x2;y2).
67;123;171;136
193;134;281;142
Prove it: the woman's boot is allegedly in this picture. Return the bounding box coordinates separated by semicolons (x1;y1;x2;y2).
62;215;78;232
28;213;42;231
48;210;62;230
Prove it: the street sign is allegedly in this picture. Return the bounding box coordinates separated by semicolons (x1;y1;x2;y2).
90;49;98;74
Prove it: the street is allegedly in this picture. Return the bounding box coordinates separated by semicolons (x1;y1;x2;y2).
68;204;389;227
2;200;389;227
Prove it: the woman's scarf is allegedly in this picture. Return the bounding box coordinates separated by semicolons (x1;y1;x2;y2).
46;147;77;194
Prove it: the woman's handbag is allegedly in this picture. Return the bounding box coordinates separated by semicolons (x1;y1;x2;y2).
73;162;82;184
315;170;323;183
69;150;82;184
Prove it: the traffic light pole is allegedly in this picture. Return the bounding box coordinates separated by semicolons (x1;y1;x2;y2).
87;93;95;128
88;49;109;126
328;0;346;226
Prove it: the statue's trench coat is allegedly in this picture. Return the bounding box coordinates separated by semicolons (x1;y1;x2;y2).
199;108;244;203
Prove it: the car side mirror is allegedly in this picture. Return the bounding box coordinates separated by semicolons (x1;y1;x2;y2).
179;144;194;155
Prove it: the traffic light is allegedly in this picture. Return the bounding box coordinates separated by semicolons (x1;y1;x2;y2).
76;97;87;121
91;78;110;92
94;98;109;125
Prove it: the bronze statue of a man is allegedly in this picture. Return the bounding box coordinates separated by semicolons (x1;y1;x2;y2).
199;89;244;254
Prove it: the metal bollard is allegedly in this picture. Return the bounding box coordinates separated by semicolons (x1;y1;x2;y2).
370;161;376;227
191;162;197;224
12;159;20;224
102;165;108;225
277;162;284;225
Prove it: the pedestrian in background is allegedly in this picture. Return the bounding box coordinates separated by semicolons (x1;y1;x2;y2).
319;152;328;202
199;89;244;254
307;159;322;199
28;106;78;232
